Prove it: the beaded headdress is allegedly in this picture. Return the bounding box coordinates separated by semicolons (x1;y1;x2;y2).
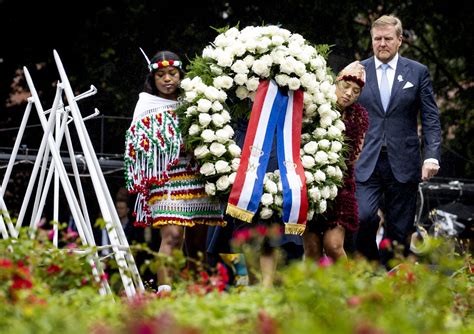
139;47;182;72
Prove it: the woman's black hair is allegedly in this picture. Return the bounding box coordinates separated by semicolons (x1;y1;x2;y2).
143;50;185;95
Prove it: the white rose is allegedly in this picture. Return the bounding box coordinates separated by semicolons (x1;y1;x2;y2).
335;166;343;179
260;207;273;220
230;59;249;74
318;103;332;116
205;182;216;196
275;74;290;87
212;113;226;127
321;186;330;199
280;56;295;75
185;91;197;103
318;139;331;150
271;35;285;46
313;127;327;138
194;145;209;159
235;86;249;100
274;195;283;206
215;160;231;174
314;170;326;183
277;181;283;192
325;166;336;177
180;78;193;91
201;129;216;143
246;77;260;92
221;111;232;124
320;116;333;128
301;133;311;143
234;73;248;86
334;119;346;131
329;184;338;199
307;209;315;221
200;162;216;176
215;128;231;143
216;49;233;67
328;152;340;163
197;99;212;113
211;101;224;112
188;124;201;136
308;187;320;202
304;104;317;117
228;172;236;184
331;141;343;152
212;75;234;89
210;64;223;75
198;113;212;127
204;86;221;101
315;151;329;164
216;175;230;191
185;106;197;117
264;180;278;194
327;126;342;138
301;155;316;169
288;77;301;90
209;142;227;157
319;199;327;213
231;158;240;171
304;171;314;184
251;59;270;77
303;141;318;155
228;143;241;157
217;90;227;102
319;81;332;94
243;55;255;67
261;193;274;206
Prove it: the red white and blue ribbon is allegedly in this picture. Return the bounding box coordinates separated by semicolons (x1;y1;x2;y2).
276;89;308;234
226;80;307;235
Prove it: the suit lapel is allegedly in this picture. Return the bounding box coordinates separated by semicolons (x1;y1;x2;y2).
386;57;410;115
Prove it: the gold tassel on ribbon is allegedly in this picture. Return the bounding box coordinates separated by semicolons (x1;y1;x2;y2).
285;223;306;235
226;203;254;223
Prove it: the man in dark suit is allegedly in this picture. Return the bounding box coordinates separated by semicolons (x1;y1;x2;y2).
355;15;441;263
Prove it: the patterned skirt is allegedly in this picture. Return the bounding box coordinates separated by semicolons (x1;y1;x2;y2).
147;158;225;228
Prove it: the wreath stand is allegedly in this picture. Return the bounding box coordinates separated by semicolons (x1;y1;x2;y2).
0;50;144;297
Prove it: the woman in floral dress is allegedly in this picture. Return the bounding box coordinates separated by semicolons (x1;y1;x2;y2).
124;50;225;293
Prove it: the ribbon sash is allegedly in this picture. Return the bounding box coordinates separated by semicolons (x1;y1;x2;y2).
226;80;307;234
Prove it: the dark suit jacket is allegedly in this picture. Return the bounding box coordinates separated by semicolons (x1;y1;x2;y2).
355;56;441;183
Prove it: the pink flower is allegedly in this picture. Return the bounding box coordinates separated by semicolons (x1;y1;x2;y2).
347;296;362;307
318;256;334;267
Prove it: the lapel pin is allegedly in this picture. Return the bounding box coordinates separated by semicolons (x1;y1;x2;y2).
397;75;403;82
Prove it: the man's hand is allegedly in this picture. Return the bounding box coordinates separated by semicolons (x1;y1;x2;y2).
422;162;439;181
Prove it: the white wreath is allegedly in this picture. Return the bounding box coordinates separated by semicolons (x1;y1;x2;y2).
178;25;346;221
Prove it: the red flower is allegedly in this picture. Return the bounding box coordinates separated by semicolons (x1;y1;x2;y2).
233;229;251;242
406;272;416;283
11;276;33;289
256;225;268;236
379;238;392;250
0;258;13;268
47;264;61;275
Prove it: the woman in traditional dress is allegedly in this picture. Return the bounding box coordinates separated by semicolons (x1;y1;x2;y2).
303;61;369;261
124;50;225;293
